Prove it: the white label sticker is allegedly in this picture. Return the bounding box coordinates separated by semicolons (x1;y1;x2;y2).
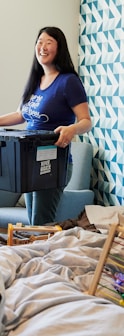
40;160;51;175
36;145;57;161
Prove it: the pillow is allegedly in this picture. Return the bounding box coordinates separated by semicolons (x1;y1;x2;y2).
16;194;25;207
85;205;124;233
0;190;21;207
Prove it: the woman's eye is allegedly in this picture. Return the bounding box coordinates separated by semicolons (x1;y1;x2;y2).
37;40;42;45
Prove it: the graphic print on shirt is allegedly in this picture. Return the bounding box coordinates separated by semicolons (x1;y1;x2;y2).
22;94;49;124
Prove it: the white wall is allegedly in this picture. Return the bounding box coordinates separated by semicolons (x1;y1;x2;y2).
0;0;80;117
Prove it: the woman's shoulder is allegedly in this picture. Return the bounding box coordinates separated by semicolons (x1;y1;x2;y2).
60;73;78;80
59;72;81;85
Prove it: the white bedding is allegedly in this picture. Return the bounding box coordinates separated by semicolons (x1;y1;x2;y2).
0;227;124;336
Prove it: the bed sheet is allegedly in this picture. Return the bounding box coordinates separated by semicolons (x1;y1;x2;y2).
0;227;124;336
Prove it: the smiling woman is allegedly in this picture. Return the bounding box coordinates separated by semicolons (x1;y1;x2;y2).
0;26;91;226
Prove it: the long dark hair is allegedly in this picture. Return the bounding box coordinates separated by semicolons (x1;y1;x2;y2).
21;26;78;106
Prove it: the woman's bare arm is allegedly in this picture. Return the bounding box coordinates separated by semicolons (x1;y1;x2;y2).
0;111;25;126
54;102;92;147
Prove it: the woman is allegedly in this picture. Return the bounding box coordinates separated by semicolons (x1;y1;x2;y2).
0;26;92;225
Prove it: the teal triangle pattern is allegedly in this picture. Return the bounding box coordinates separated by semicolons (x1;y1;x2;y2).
79;0;124;206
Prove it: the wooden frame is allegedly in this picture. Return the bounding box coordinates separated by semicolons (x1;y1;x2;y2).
88;223;124;306
7;223;62;246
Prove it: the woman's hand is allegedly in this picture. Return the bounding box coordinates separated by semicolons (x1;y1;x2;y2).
54;124;76;148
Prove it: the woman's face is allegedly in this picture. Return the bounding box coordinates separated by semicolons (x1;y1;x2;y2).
35;32;58;66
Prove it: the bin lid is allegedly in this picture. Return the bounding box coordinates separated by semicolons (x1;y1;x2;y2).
0;129;59;142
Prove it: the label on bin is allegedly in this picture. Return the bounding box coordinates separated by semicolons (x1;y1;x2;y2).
36;145;57;161
40;160;51;175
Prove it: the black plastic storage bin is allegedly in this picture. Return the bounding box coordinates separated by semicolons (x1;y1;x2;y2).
0;129;69;193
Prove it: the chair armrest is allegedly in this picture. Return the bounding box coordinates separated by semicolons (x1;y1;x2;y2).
0;208;29;229
55;190;94;222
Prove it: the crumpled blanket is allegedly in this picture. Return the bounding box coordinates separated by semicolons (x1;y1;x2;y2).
0;227;124;336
